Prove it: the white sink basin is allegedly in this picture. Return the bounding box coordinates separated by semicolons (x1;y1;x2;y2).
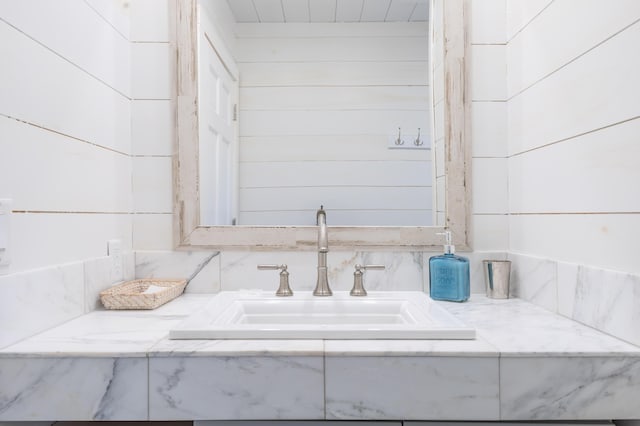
170;291;475;340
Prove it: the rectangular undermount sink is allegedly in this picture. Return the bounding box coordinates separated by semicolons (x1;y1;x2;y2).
170;291;475;340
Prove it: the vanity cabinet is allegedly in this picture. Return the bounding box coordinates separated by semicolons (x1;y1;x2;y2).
2;296;640;422
149;356;325;420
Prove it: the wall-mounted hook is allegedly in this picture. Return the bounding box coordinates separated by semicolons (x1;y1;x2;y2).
395;127;404;145
414;128;423;146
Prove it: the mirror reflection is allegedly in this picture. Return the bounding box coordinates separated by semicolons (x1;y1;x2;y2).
196;0;433;227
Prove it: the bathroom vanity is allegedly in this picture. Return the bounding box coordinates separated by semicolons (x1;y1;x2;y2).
1;294;639;421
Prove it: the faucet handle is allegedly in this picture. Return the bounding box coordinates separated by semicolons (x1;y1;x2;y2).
258;264;293;297
350;264;385;296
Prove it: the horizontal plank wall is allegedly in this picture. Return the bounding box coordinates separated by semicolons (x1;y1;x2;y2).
506;0;640;274
0;0;136;348
467;0;509;251
130;0;173;250
0;0;132;272
235;22;432;226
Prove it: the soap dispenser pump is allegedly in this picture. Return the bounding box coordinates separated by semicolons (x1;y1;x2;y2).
429;230;470;302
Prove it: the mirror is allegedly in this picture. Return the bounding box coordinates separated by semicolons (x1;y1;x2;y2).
198;1;431;227
172;0;470;250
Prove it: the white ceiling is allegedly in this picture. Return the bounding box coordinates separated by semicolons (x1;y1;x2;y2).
226;0;429;23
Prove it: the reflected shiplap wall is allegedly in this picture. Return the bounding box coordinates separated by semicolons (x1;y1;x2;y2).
235;22;432;226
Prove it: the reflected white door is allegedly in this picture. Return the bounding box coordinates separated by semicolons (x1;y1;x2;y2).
198;12;239;226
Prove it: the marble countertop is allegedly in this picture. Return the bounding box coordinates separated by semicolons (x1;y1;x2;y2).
1;294;638;358
3;293;640;422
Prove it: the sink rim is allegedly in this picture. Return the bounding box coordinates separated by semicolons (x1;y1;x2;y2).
169;290;476;340
216;297;430;325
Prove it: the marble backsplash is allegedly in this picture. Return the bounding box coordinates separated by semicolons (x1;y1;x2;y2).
0;252;134;349
0;247;505;350
135;249;507;296
215;250;640;347
509;252;640;347
3;248;636;351
135;250;220;293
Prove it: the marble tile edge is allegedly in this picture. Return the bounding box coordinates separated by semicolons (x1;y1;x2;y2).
497;351;640;358
0;352;149;359
148;350;326;358
0;259;84;281
323;351;499;357
509;252;640;348
147;337;326;357
509;251;640;280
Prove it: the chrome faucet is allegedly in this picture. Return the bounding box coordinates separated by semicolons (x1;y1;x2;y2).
313;205;332;296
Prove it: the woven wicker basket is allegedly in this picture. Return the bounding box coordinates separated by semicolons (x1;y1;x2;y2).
100;279;187;310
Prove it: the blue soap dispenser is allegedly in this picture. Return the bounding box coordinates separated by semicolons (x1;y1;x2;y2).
429;230;470;302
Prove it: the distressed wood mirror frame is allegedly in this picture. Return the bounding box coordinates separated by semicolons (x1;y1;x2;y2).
171;0;471;251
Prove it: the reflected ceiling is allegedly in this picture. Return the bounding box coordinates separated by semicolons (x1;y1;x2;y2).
226;0;429;23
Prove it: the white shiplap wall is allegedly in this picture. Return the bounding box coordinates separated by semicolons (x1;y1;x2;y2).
130;0;174;250
468;0;509;252
0;0;132;273
506;0;640;274
236;22;432;226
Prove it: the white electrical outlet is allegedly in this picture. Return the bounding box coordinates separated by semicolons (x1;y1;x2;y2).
107;239;123;281
0;199;12;271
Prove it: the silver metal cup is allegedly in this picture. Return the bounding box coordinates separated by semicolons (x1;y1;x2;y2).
483;260;511;299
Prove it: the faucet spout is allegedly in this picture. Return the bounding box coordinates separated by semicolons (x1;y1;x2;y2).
317;206;328;252
313;206;332;296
